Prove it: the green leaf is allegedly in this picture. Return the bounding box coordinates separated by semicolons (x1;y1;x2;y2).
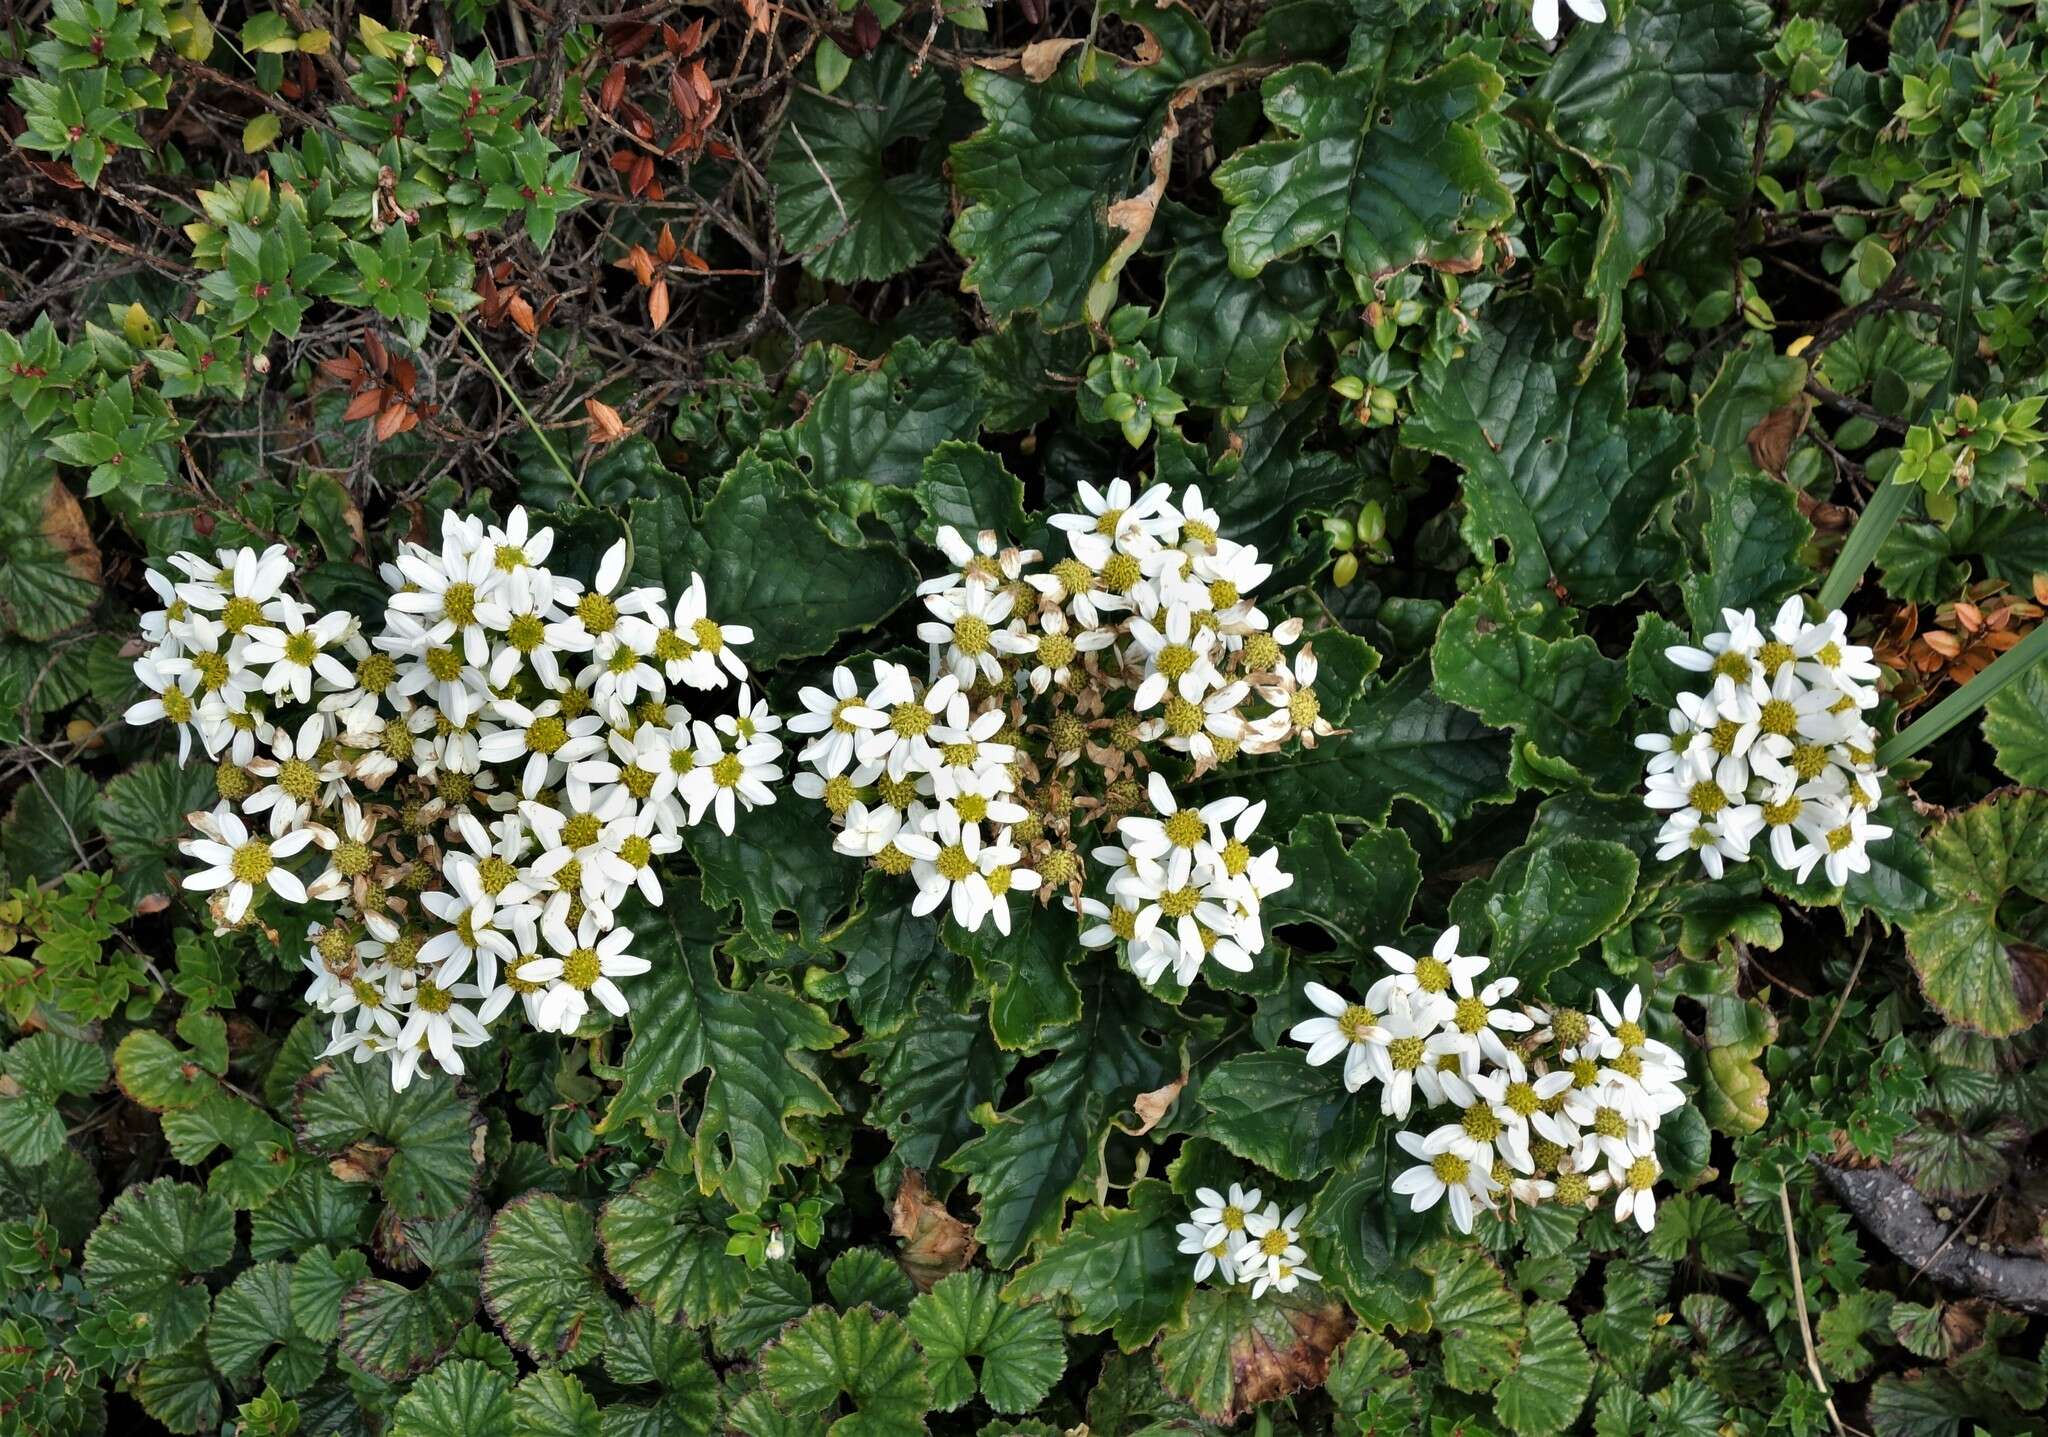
99;758;219;910
906;1271;1064;1412
390;1359;516;1437
1305;1148;1433;1331
83;1178;237;1357
1493;1302;1593;1437
686;799;860;949
1002;1179;1193;1352
717;1261;814;1356
1215;656;1512;840
826;1249;914;1316
759;1305;934;1437
483;1194;608;1366
1403;301;1692;606
0;437;99;640
114;1029;215;1111
339;1271;479;1381
949;0;1215;326
835;874;972;1037
1519;0;1767;369
599;1168;751;1326
0;1031;106;1166
207;1261;326;1395
1698;993;1776;1136
1197;1050;1378;1181
1431;580;1635;792
629;453;917;667
600;893;845;1212
293;1060;484;1220
791;338;987;494
512;1367;603;1437
1154;1280;1353;1424
604;1303;719;1425
1903;791;2048;1037
1983;660;2048;786
1419;1243;1524;1393
1213;55;1511;295
1681;473;1814;634
1152;217;1326;407
942;900;1083;1051
135;1342;224;1434
1263;816;1420;951
913;441;1030;548
289;1245;367;1344
948;967;1179;1267
1448;836;1640;991
851;993;1013;1174
247;1168;371;1260
770;47;946;283
1878;492;2048;604
0;765;98;887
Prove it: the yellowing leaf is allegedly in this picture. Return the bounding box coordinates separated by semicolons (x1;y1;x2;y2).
242;114;282;154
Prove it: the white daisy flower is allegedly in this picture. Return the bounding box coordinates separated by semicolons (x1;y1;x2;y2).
1290;982;1386;1093
1115;772;1246;865
1531;0;1605;41
241;605;356;705
1609;1153;1663;1233
389;532;511;668
1232;1202;1309;1287
179;804;315;923
1126;603;1222;712
1789;800;1893;887
919;579;1032;688
523;915;650;1033
1365;925;1483;1020
479;698;607;798
678;723;783;836
894;810;997;931
659;571;752;688
1391;1128;1498;1234
853;664;960;781
124;652;205;762
392;977;493;1081
1176;1221;1241;1285
789;665;883;777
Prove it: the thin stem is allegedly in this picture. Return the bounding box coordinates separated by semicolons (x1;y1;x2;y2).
1877;622;2048;767
452;315;588;505
1815;196;1984;613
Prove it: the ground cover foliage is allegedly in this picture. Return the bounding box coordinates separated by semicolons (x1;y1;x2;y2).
2;0;2048;1434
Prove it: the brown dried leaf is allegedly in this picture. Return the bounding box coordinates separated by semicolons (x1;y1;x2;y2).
1020;37;1084;81
648;279;671;331
1746;399;1810;478
38;476;101;590
585;396;627;444
1127;1074;1186;1135
890;1169;978;1291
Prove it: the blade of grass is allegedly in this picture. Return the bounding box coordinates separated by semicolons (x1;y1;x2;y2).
1877;621;2048;767
1815;196;1983;613
453;315;588;505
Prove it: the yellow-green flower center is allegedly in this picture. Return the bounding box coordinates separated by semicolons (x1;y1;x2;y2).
1759;699;1798;737
563;947;601;990
442;582;478;627
230;839;273;884
711;753;744;788
1163;809;1205;849
222;595;264;633
890;703;933;738
1387;1036;1425;1071
1431;1153;1471;1184
936;844;975;882
576;592;618;634
1158;885;1201;920
563;813;601;849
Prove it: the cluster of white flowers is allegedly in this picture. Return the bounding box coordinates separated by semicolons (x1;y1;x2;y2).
1173;1181;1320;1300
126;512;780;1089
794;480;1321;990
1290;928;1685;1234
1638;598;1891;887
